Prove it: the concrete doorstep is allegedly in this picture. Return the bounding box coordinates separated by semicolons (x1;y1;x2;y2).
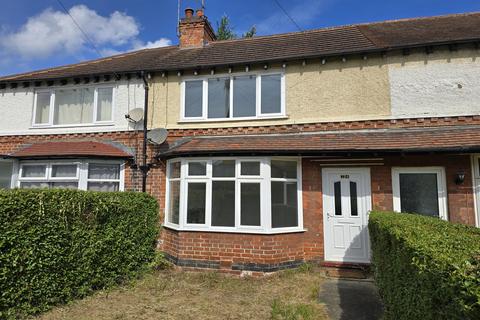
318;278;384;320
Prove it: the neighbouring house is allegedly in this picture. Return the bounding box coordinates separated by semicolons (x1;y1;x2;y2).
1;8;480;274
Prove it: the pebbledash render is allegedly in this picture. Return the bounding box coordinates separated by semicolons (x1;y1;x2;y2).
1;8;480;274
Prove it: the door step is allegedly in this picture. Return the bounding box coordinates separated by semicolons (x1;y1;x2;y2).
320;261;372;280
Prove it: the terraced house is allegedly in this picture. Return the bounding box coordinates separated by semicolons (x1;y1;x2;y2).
1;9;480;274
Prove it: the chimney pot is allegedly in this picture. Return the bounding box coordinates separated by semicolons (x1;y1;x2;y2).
196;9;204;17
184;8;194;18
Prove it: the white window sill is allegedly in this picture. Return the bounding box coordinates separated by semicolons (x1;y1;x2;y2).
177;115;288;124
163;223;306;235
30;122;115;129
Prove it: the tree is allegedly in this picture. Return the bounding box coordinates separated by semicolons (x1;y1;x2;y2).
215;15;256;40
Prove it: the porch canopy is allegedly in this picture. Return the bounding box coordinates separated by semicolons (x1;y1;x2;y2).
158;125;480;158
9;141;133;160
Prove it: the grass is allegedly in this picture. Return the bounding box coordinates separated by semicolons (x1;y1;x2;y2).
36;265;327;320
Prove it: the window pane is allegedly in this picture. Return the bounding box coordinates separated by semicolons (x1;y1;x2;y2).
54;88;94;124
233;75;256;117
88;163;120;179
261;74;281;114
51;164;77;178
188;162;206;176
96;88;113;121
212;160;235;177
187;183;206;224
168;180;180;224
0;162;13;189
170;162;181;179
35;92;51;124
399;173;439;217
208;77;230;118
350;181;358;216
271;160;297;179
334;181;342;216
87;182;119;192
20;182;49;189
52;182;78;189
241;162;260;176
211;181;235;227
241;183;261;226
21;165;46;178
185;81;203;117
271;181;298;228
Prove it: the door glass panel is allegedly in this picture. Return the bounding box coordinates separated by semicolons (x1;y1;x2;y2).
399;173;439;217
211;181;235;227
334;181;342;215
241;183;261;226
187;182;206;224
350;181;358;216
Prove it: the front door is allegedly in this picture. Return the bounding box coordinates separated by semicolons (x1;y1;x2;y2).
322;168;371;263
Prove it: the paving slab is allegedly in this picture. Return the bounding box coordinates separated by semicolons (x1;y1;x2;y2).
318;278;383;320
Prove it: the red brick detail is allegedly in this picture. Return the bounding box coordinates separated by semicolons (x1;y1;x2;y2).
9;140;132;158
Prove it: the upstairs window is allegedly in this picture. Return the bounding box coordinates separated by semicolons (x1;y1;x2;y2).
33;86;114;126
182;73;284;121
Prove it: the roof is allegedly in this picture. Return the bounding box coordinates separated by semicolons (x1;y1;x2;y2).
1;12;479;82
158;125;480;157
9;141;133;159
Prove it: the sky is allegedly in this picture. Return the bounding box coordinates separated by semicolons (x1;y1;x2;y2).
1;0;480;76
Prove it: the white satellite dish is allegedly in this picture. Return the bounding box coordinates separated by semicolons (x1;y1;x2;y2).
125;108;144;123
147;128;168;145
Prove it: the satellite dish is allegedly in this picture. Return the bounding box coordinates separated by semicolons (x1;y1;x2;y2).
125;108;144;123
147;128;168;145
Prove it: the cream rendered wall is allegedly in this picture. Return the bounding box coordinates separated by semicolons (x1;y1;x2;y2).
148;59;392;129
388;49;480;118
0;79;145;136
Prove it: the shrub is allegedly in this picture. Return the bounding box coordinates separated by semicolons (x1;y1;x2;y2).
369;211;480;320
0;189;159;319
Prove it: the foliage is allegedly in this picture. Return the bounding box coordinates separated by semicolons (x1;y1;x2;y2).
369;211;480;320
216;14;256;40
0;189;159;319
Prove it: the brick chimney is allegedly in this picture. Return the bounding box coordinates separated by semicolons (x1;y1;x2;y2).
178;7;216;48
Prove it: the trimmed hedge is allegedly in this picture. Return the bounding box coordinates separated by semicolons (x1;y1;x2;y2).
369;211;480;320
0;189;159;319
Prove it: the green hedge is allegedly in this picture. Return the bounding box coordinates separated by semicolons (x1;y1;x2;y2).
0;189;159;319
369;211;480;320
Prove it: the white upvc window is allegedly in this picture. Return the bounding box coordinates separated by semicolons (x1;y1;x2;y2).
180;72;285;122
165;157;303;234
32;85;115;127
17;160;124;191
392;167;448;220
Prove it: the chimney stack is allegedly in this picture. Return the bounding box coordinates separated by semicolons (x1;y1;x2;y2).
178;7;216;48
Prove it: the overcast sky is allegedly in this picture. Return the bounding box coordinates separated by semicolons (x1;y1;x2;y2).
1;0;479;76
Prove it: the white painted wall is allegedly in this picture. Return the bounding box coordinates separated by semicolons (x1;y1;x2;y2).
389;57;480;118
0;79;144;135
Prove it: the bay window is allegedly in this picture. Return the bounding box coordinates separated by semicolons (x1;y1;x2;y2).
181;72;285;121
33;86;114;126
165;157;303;233
392;167;448;220
18;160;124;191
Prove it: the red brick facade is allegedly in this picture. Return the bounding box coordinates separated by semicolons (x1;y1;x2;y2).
1;116;478;274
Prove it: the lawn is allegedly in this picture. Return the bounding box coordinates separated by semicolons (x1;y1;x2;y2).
36;265;327;320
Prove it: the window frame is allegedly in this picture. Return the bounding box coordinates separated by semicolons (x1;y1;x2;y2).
391;167;448;220
32;85;116;128
17;159;124;191
180;71;286;122
164;157;303;234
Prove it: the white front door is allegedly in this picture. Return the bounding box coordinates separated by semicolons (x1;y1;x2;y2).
322;168;371;263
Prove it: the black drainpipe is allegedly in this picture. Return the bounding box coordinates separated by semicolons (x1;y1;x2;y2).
141;71;149;192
